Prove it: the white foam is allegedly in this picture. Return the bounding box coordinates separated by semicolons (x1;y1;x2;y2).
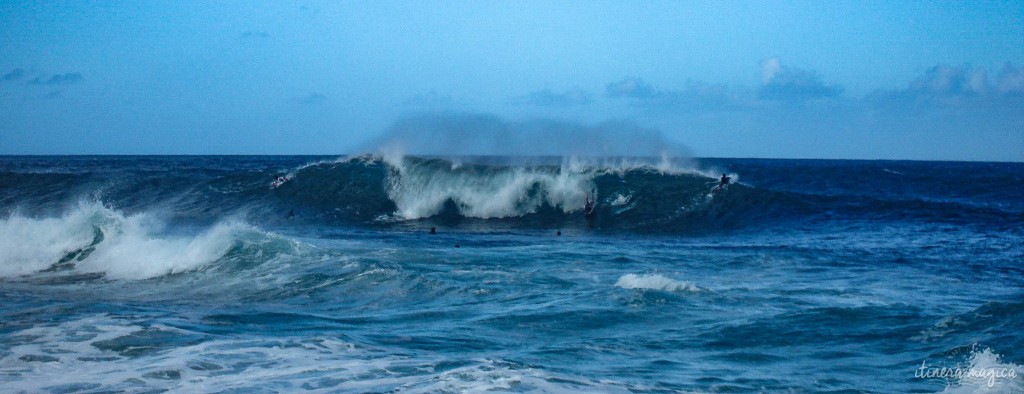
938;347;1023;393
400;359;632;393
383;155;591;219
0;202;111;277
294;155;359;171
0;315;632;393
609;193;632;206
0;202;257;279
0;315;369;393
79;218;248;280
371;152;734;220
615;273;701;293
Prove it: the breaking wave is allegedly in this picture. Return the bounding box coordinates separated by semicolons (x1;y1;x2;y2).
269;154;786;232
0;202;277;280
3;154;1020;234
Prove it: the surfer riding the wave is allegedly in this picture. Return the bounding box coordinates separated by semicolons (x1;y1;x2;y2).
712;173;731;194
584;189;596;216
271;175;289;189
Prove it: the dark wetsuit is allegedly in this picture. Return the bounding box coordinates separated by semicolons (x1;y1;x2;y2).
713;175;731;193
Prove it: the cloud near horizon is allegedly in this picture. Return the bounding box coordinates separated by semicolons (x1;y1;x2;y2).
604;58;844;110
866;63;1024;109
401;91;458;109
514;87;593;106
996;63;1024;95
757;57;843;101
29;73;84;86
606;77;660;99
298;93;327;105
601;59;1024;111
2;68;25;81
589;59;1021;161
605;77;752;112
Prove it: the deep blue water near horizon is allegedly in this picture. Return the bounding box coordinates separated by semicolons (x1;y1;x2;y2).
1;155;1022;393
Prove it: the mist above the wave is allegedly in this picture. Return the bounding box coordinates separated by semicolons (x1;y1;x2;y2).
363;113;693;159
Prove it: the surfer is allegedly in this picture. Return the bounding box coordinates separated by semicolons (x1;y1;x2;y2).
584;191;596;216
712;174;730;193
271;176;288;189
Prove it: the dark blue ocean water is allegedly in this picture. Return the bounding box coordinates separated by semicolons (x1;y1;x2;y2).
1;155;1022;393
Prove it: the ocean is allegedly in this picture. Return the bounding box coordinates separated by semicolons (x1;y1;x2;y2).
1;155;1021;393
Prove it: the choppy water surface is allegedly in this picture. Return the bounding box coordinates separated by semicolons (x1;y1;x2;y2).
1;155;1022;392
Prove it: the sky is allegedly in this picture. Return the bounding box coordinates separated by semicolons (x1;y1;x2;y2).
1;1;1022;161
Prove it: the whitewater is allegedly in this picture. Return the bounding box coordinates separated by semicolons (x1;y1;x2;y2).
1;155;1022;392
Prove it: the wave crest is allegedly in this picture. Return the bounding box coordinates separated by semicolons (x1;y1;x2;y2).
383;155;592;219
0;202;265;280
615;273;700;292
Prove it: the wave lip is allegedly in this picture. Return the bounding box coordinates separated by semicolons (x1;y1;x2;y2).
615;273;700;292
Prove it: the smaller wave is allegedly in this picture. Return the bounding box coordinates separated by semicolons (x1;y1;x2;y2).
0;201;268;280
615;273;700;293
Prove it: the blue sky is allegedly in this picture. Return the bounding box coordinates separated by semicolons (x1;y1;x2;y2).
2;1;1022;160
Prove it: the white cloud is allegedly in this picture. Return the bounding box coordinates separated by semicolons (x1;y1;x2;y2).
606;77;659;99
760;57;782;84
757;58;842;101
997;63;1024;95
